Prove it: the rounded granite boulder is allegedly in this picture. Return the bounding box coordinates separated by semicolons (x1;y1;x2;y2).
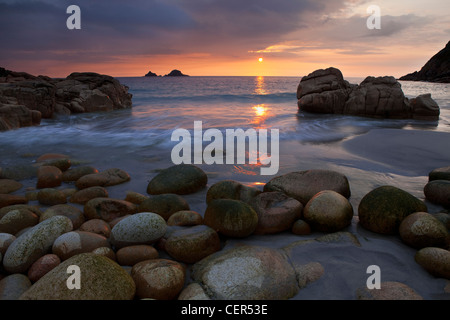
167;210;203;226
147;164;207;195
110;212;167;249
263;169;351;205
303;190;353;233
206;180;261;204
3;215;73;273
429;166;450;181
414;247;450;280
165;225;221;264
204;199;258;238
424;180;450;208
358;186;428;234
19;253;136;300
84;198;137;222
131;259;185;300
137;194;190;220
399;212;448;249
52;230;111;261
250;191;303;235
191;245;299;300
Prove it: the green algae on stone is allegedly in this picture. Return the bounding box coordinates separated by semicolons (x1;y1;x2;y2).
19;253;135;300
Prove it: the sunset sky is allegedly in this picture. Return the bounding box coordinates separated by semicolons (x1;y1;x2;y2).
0;0;449;78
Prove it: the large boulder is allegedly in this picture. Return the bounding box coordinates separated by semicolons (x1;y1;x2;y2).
3;215;73;273
147;164;207;195
191;245;299;300
358;186;428;234
19;253;136;300
297;67;440;120
264;169;351;205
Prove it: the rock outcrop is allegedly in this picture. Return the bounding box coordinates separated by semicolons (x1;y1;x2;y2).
297;67;440;120
0;68;133;131
144;71;159;77
399;41;450;83
164;69;189;77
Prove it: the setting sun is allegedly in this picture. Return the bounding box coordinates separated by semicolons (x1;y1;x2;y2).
258;57;263;62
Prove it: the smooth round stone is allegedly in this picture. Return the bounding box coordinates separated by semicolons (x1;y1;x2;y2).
36;153;69;162
191;245;299;300
147;164;207;195
110;212;167;249
0;274;32;300
206;180;261;204
62;166;99;182
38;158;71;172
116;245;159;266
84;198;137;222
165;225;221;264
399;212;448;249
0;209;39;235
0;194;27;209
124;191;149;205
27;254;61;282
263;169;351;205
424;180;450;208
40;204;85;230
415;247;450;279
358;186;428;234
250;191;303;235
75;168;130;189
303;190;354;233
204;199;258;238
3;215;73;273
52;230;111;261
0;205;42;219
19;253;136;300
167;210;203;226
356;281;423;300
0;179;22;194
131;259;185;300
70;186;109;205
79;219;111;238
291;219;312;235
137;194;190;220
0;233;16;255
36;166;63;189
429;166;450;181
37;188;67;206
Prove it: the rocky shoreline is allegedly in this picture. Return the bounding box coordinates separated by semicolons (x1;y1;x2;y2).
297;67;440;120
0;68;132;131
0;153;448;300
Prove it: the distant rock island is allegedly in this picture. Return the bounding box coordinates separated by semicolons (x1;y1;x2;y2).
399;41;450;83
144;69;189;77
297;67;440;120
144;71;159;77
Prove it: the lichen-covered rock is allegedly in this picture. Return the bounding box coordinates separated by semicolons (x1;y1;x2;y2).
131;259;185;300
358;186;427;234
204;199;258;238
165;225;221;264
110;212;167;249
191;245;299;300
399;212;448;249
147;164;207;195
19;253;136;300
39;204;85;230
0;209;39;235
137;194;190;220
3;215;73;273
415;247;450;279
303;190;353;233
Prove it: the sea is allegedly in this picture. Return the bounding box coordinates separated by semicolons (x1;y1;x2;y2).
1;76;449;213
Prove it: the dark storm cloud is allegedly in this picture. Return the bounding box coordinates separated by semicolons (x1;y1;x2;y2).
0;0;342;62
